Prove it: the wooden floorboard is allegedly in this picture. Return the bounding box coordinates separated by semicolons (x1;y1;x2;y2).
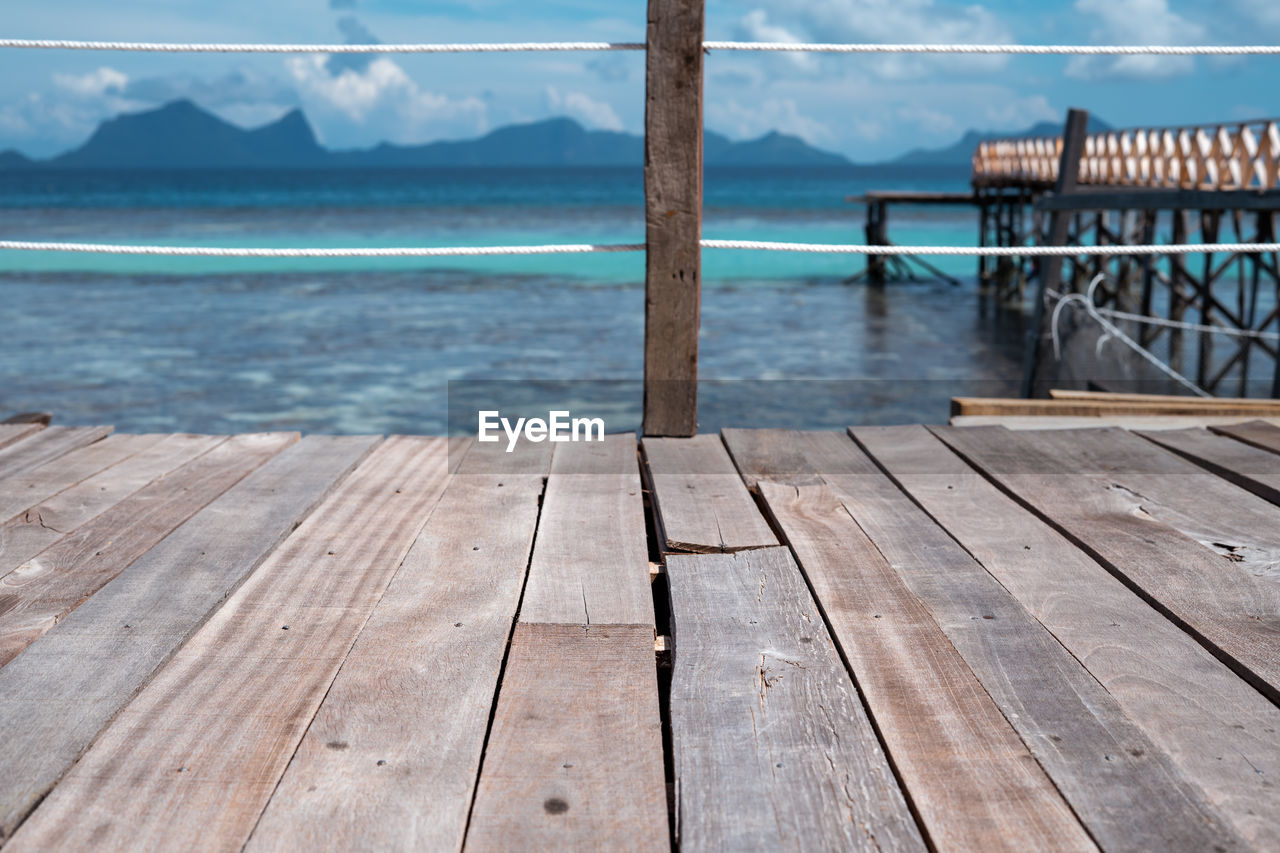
1139;427;1280;507
0;433;166;527
935;426;1280;705
854;424;1280;847
6;435;452;851
0;424;43;453
667;546;925;852
0;426;112;480
464;623;667;853
0;433;272;666
0;434;374;843
1211;420;1280;455
519;435;652;626
247;443;547;853
643;434;777;552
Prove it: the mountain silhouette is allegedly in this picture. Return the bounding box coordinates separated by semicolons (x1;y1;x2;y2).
7;100;852;169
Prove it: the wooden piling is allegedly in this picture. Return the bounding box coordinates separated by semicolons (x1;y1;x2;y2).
642;0;705;436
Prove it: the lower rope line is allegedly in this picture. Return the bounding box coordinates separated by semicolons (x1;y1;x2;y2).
3;239;1278;257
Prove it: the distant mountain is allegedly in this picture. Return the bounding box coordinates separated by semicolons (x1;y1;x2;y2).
4;100;851;169
0;149;31;169
892;116;1113;166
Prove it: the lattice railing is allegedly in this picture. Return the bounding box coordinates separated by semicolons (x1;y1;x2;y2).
973;118;1280;191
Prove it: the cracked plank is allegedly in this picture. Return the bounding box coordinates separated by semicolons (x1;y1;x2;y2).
464;623;668;852
854;425;1275;848
246;441;547;852
667;546;925;852
0;426;112;481
643;434;777;552
519;435;651;626
0;434;375;842
934;425;1280;705
5;436;452;851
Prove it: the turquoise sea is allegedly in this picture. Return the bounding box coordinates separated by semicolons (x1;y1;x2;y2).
0;165;1027;433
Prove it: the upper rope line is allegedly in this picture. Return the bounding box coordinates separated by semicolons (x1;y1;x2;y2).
1;38;1279;54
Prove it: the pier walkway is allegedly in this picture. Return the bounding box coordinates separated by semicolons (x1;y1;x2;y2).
0;420;1278;850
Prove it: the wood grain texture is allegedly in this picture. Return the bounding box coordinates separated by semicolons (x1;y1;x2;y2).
0;424;42;453
0;434;374;843
754;476;1094;851
934;426;1280;705
247;468;545;853
0;426;112;480
465;623;668;852
1212;419;1280;455
952;415;1280;430
953;397;1280;417
643;435;777;552
0;433;165;526
1139;427;1280;506
519;435;651;626
668;546;926;853
854;425;1280;847
642;0;704;437
0;433;270;667
6;435;451;852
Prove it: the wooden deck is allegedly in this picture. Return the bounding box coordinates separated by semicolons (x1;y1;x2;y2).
0;422;1278;850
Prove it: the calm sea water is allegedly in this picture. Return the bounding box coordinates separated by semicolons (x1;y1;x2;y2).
0;166;1028;433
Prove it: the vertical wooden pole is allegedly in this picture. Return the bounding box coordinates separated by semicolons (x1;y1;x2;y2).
1020;108;1089;397
642;0;705;436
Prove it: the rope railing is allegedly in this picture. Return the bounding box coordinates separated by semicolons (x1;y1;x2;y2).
1;38;1278;54
3;239;1279;257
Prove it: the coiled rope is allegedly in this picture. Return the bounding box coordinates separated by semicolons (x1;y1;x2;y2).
2;240;1278;257
1;39;1277;55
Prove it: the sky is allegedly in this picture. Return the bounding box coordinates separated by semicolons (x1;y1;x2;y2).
1;0;1278;161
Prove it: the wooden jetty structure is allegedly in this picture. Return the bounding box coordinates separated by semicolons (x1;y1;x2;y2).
2;417;1280;849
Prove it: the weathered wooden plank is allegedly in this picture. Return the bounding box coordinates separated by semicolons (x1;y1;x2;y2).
464;623;668;852
933;425;1280;704
0;426;112;480
519;435;651;626
668;546;926;852
1139;427;1280;506
642;0;704;437
0;433;164;525
643;434;777;552
855;425;1280;847
0;433;275;667
1051;389;1280;408
952;397;1280;417
733;428;1246;851
752;474;1094;851
0;434;375;842
1212;419;1280;456
247;458;545;853
6;435;450;852
0;424;42;453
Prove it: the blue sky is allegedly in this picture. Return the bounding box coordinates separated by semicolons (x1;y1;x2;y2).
1;0;1278;160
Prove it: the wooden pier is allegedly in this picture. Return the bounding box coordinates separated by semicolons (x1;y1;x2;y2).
1;419;1278;850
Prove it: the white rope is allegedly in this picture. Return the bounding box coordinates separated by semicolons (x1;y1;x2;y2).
1;39;1277;55
0;240;645;257
3;239;1279;257
0;39;643;53
1050;275;1212;398
703;42;1280;55
700;240;1280;256
1095;306;1280;341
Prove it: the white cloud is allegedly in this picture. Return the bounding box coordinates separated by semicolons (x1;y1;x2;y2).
544;86;624;131
287;55;487;144
708;97;834;144
981;94;1060;129
736;10;817;72
1065;0;1204;80
53;67;129;99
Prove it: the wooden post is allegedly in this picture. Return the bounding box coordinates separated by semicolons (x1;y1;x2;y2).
1020;108;1089;397
642;0;704;436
